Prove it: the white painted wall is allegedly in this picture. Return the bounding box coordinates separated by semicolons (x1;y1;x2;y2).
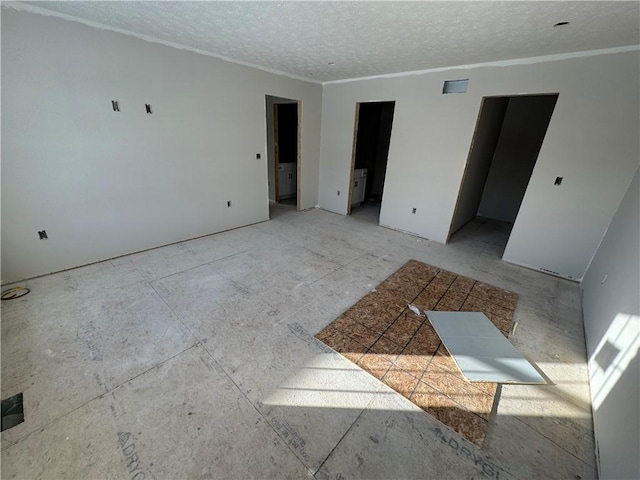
478;95;557;223
318;50;639;280
449;97;508;235
1;9;322;282
581;169;639;480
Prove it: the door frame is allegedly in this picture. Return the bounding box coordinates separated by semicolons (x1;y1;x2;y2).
347;101;395;217
296;101;302;211
446;96;488;242
271;99;302;211
446;92;559;244
346;103;361;215
273;103;280;203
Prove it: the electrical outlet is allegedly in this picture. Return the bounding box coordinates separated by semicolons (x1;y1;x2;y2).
412;208;417;214
554;176;563;185
227;201;231;207
38;230;48;240
337;190;340;196
256;153;261;159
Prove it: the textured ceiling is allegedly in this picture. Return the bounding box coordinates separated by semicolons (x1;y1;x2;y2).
11;1;640;82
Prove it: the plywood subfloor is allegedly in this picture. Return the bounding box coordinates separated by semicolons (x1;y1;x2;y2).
315;259;518;447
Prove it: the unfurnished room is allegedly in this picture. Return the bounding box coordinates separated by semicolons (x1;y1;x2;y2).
1;2;639;479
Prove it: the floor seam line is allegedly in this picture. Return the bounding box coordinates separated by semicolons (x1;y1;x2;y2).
314;408;367;475
0;344;199;451
144;250;248;283
195;342;311;474
146;263;310;471
512;415;596;468
309;263;346;286
108;343;200;393
148;281;205;348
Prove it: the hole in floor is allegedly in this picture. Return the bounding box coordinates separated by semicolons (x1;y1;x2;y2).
2;392;25;432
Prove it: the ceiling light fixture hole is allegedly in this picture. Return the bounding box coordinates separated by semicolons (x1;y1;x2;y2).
553;21;570;27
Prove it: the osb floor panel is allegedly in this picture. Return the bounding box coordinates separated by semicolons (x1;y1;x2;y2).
315;259;518;447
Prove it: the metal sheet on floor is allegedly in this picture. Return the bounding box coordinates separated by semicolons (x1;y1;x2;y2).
425;311;546;384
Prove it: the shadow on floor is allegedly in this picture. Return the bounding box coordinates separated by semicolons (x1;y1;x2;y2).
448;216;513;257
279;196;297;206
350;199;381;224
261;352;596;480
270;201;296;219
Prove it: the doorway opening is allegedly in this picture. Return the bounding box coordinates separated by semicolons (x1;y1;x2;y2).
448;94;558;255
348;101;395;223
265;95;301;217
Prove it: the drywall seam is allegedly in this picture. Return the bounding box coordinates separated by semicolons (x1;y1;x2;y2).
3;2;322;85
580;172;638;283
580;167;639;479
323;45;640;85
